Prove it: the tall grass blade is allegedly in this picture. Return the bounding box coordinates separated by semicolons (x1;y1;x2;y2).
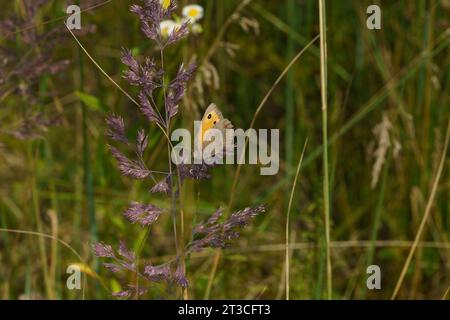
285;139;308;300
318;0;332;300
391;117;450;299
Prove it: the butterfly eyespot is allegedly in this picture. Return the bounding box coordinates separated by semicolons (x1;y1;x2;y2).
207;114;212;119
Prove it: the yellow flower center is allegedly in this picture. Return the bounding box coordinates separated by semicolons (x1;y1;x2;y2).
188;8;199;18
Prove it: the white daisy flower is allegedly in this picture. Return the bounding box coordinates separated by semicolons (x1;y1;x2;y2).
182;4;204;23
160;20;176;37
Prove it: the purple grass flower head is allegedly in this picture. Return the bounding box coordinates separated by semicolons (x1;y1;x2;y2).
174;265;189;288
106;114;129;145
112;290;131;299
127;285;148;297
150;175;171;194
103;263;121;273
109;145;152;179
118;240;136;261
121;49;141;84
123;202;164;226
144;264;171;282
166;62;197;119
113;285;147;299
92;242;115;258
178;163;212;181
226;205;267;229
140;20;160;43
121;49;160;93
138;91;164;126
190;205;266;252
165;20;190;47
174;62;198;84
193;208;223;234
130;0;178;47
121;49;140;73
136;129;148;157
207;208;223;225
94;241;137;275
121;261;137;272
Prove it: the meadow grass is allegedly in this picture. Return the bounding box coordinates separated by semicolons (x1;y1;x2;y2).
318;0;332;299
285;139;308;299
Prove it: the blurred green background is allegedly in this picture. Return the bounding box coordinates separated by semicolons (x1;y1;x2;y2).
0;0;449;299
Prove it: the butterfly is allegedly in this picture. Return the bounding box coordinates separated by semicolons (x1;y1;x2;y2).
197;103;234;159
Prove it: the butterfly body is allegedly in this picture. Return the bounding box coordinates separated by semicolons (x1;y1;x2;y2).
197;103;234;157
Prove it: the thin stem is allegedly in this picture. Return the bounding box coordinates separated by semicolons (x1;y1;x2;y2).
28;141;52;299
285;139;308;300
175;168;187;299
361;152;390;299
285;0;296;183
391;117;450;299
160;49;187;300
75;5;99;279
442;286;450;300
204;250;220;299
318;0;332;300
160;49;178;256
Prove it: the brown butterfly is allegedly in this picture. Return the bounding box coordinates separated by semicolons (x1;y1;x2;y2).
197;103;234;155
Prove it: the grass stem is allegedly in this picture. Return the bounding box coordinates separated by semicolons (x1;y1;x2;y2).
318;0;332;300
285;139;308;300
391;117;450;299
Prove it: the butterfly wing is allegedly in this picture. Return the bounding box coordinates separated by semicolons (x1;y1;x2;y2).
213;118;234;155
199;104;235;159
200;104;222;140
